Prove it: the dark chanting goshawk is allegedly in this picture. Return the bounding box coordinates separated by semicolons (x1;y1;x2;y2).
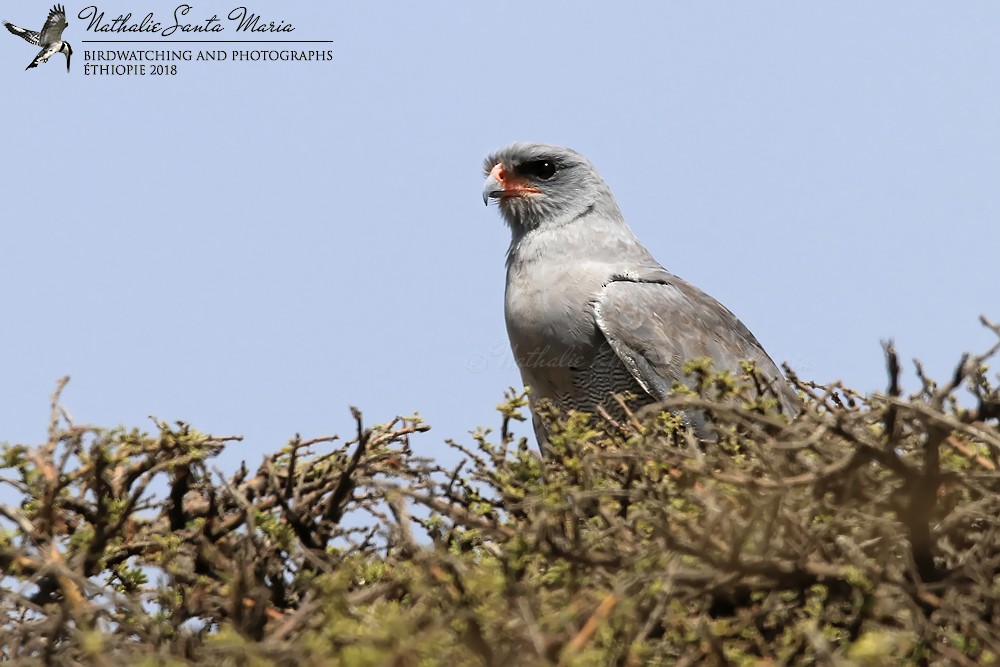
482;142;798;446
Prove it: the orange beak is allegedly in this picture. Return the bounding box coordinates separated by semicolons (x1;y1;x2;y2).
482;163;540;204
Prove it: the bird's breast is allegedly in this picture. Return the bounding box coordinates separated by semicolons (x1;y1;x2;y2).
505;263;598;358
503;258;615;404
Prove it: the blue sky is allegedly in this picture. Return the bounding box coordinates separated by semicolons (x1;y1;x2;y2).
2;1;998;472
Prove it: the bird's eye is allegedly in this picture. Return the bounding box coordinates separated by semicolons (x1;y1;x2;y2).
518;160;558;180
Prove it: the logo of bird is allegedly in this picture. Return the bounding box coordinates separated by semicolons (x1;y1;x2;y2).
3;5;72;72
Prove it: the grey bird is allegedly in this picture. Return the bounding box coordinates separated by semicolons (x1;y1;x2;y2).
3;5;72;72
482;142;798;446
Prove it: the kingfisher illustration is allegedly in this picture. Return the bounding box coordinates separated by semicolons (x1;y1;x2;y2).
3;5;72;72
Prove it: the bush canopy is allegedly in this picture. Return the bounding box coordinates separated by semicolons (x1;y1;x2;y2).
1;319;999;666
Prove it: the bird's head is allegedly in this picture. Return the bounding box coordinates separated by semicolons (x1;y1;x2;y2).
63;42;72;71
482;142;619;232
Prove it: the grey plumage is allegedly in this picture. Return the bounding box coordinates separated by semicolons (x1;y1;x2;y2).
482;142;797;445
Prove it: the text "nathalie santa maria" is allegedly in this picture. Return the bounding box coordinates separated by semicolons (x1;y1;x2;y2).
79;5;294;37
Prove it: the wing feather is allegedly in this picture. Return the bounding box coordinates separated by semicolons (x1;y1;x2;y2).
592;267;798;411
39;5;67;44
3;21;40;45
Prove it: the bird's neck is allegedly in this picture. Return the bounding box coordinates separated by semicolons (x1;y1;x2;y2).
505;208;643;271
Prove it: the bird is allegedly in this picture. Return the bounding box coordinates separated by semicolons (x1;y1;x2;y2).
3;5;72;72
482;142;798;447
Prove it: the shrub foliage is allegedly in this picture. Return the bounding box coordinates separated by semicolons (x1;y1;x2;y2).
2;320;1000;666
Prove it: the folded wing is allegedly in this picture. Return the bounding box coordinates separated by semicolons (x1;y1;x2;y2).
593;268;798;412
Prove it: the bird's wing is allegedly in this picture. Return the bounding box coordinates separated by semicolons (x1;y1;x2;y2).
592;267;797;410
39;5;67;43
3;21;40;45
26;43;59;69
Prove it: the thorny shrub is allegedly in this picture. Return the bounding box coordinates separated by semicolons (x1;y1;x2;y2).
1;318;1000;666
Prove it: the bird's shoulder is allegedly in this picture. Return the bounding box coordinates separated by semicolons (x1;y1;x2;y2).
591;265;782;395
595;265;759;343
